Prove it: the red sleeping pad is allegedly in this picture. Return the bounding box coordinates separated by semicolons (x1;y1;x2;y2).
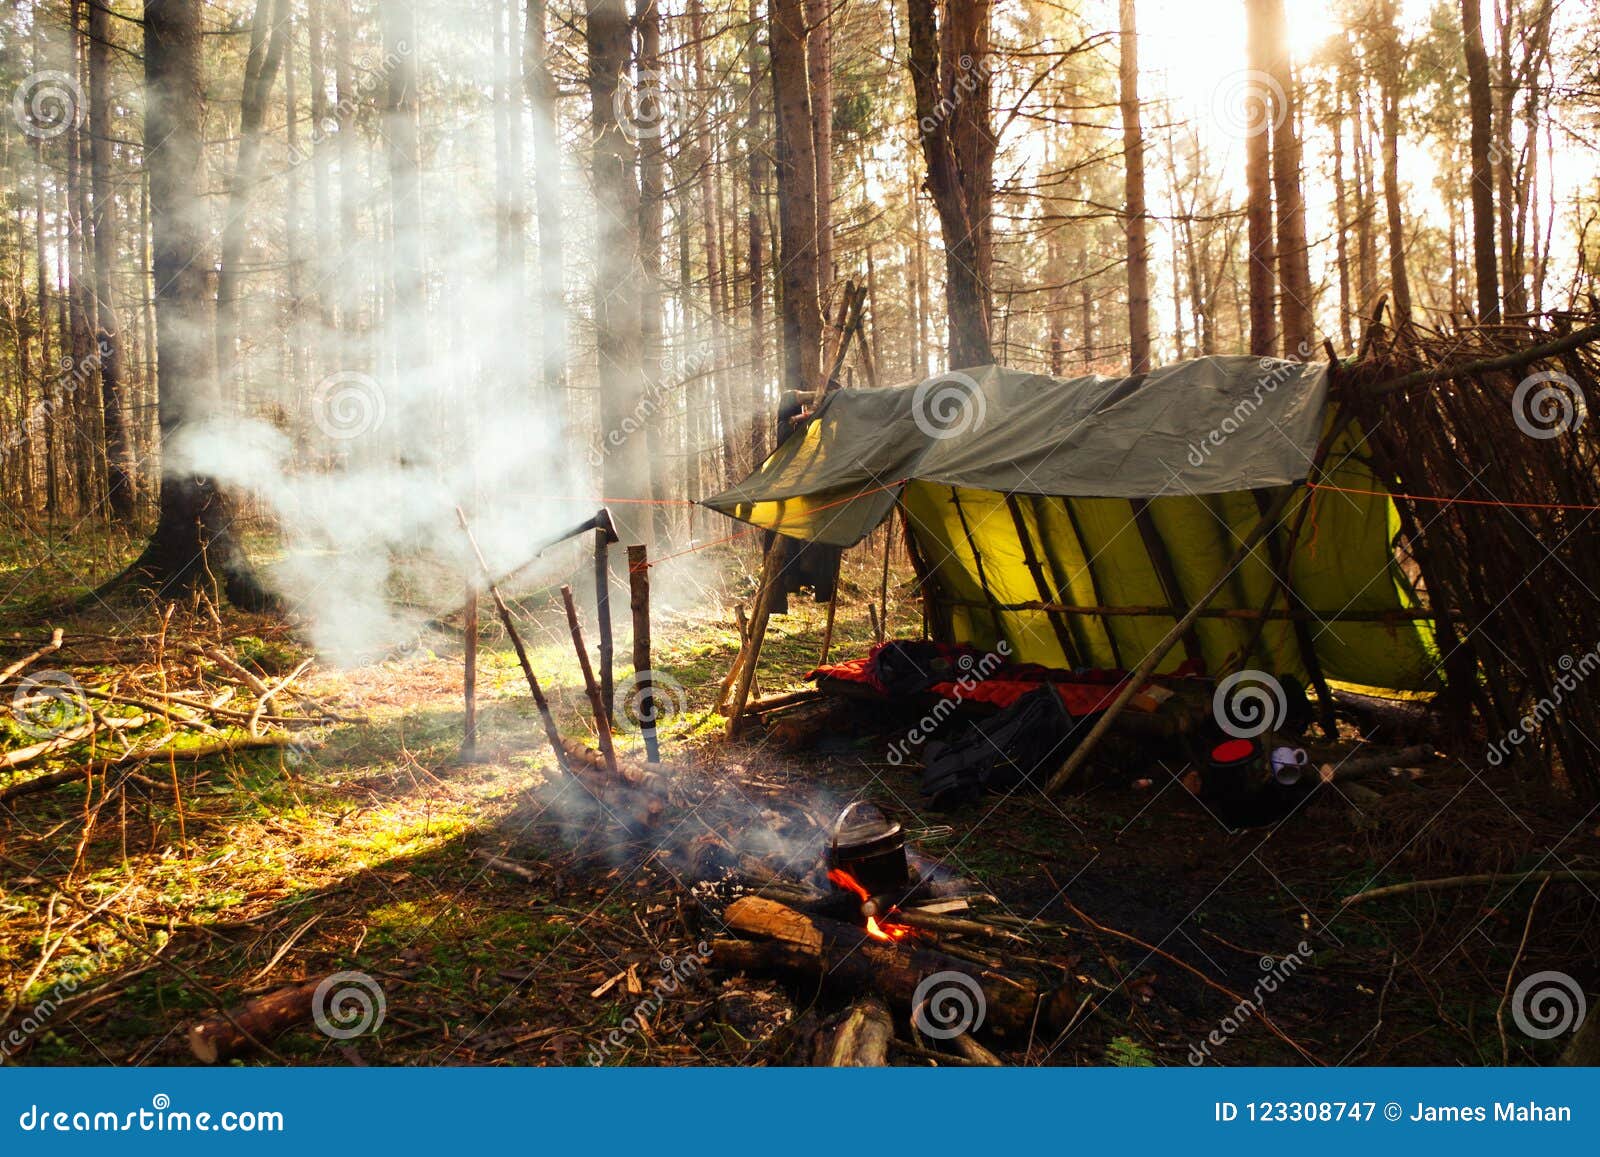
809;643;1203;717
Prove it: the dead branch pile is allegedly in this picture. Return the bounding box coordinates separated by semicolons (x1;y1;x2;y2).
1342;315;1600;793
1;626;353;808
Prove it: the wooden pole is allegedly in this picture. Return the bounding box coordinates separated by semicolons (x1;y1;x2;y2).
817;588;838;665
627;544;660;762
462;584;478;756
454;508;569;774
595;528;614;725
1044;480;1303;795
877;519;894;641
725;536;789;735
561;584;620;775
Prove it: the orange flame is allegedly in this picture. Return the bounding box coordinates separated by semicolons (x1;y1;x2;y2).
827;869;913;942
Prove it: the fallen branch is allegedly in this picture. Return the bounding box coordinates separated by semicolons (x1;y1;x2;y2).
1059;896;1319;1065
471;849;542;884
1317;744;1437;783
0;734;311;804
247;657;315;736
0;713;152;772
1341;870;1600;906
0;628;64;685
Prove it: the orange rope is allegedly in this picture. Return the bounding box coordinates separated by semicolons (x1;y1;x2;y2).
640;477;910;568
1308;481;1600;513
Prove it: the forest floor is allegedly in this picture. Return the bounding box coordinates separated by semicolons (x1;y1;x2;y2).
1;521;1596;1067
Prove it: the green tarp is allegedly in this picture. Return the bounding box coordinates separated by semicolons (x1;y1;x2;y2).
704;358;1438;692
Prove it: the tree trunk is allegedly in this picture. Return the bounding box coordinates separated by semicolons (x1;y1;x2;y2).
65;1;98;515
746;0;768;462
1331;81;1353;350
283;6;305;395
587;0;650;538
215;0;292;410
380;0;426;402
636;0;671;546
1117;0;1150;373
803;0;833;292
307;0;334;339
87;0;135;522
1262;0;1312;358
332;3;360;334
524;0;568;427
30;21;54;518
690;0;737;480
1244;0;1277;357
769;0;824;391
906;0;994;368
131;0;268;608
1460;0;1499;323
1376;0;1411;326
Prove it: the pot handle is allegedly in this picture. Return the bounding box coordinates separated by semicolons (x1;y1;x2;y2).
830;800;880;857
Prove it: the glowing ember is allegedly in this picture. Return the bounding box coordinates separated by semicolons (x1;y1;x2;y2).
827;869;913;942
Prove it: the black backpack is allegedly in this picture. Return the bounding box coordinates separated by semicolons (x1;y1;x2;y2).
919;685;1080;809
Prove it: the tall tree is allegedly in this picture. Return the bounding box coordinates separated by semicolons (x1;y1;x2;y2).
745;0;768;461
586;0;650;533
87;0;135;520
215;0;292;408
1117;0;1150;373
1243;0;1278;356
769;0;824;391
906;0;995;368
525;0;568;422
636;0;671;544
129;0;266;606
804;0;834;291
1375;0;1412;325
1262;0;1312;357
1460;0;1500;322
380;0;427;391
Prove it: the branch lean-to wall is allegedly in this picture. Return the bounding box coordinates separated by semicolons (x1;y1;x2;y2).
1342;321;1600;794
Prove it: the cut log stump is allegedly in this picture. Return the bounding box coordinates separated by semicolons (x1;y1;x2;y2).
187;979;324;1063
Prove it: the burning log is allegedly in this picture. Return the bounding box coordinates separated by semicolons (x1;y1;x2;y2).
187;979;325;1063
712;896;1060;1039
814;996;893;1066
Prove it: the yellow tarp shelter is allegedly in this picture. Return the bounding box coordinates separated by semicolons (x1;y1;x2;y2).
704;358;1438;693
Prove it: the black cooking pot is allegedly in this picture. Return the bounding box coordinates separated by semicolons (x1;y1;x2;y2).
829;801;909;896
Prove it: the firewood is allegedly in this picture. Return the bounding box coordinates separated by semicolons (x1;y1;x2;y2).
556;738;666;800
187;979;323;1063
553;738;665;829
1317;743;1437;783
951;1032;1004;1066
814;996;892;1066
713;896;1059;1038
741;688;823;715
